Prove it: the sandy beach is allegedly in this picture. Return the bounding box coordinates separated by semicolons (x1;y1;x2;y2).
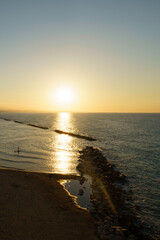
0;168;98;240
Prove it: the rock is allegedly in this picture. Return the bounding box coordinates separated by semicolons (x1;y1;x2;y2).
104;234;117;240
119;174;127;183
134;205;140;210
104;226;114;234
99;232;114;240
77;147;144;240
115;229;124;238
90;208;96;215
78;188;84;196
127;235;137;240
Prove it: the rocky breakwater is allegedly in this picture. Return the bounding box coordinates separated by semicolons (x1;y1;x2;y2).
77;146;154;240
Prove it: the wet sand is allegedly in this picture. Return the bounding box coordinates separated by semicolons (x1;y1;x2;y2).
0;168;98;240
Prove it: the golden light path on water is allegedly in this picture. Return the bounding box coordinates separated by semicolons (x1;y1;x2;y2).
51;113;116;213
51;112;74;174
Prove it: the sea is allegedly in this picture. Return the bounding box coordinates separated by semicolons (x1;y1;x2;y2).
0;112;159;237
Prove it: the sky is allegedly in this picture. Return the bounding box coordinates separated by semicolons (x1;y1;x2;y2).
0;0;160;113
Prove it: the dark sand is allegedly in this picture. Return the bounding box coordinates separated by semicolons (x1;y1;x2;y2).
0;168;98;240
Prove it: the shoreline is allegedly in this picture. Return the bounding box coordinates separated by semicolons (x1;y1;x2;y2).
0;150;158;240
0;168;98;240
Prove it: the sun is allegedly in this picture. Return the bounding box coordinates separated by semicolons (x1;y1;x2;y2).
57;87;73;104
53;86;75;107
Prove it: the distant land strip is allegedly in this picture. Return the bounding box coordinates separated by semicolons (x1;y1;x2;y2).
0;117;96;142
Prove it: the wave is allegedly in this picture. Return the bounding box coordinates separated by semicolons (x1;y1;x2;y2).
0;158;36;164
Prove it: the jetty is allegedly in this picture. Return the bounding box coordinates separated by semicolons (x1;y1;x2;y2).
0;117;96;142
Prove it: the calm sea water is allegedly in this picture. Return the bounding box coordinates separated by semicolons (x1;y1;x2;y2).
0;112;160;236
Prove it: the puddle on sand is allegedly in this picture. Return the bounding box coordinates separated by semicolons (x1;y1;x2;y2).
61;175;93;210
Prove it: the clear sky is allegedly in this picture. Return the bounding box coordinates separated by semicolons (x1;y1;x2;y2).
0;0;160;112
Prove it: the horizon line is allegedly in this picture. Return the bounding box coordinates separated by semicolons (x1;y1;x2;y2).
0;110;160;114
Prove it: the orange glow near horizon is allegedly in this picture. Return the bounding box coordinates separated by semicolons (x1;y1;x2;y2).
1;79;160;113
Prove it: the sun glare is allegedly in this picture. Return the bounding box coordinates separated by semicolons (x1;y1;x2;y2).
58;88;72;103
53;86;76;108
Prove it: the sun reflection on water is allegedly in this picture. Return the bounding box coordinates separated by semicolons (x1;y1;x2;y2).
52;112;74;174
57;112;71;132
